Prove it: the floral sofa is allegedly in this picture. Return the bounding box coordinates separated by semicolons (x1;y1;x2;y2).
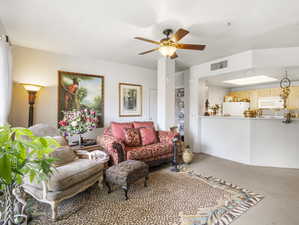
97;121;182;166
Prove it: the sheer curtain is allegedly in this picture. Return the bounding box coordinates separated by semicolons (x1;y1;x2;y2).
0;36;12;126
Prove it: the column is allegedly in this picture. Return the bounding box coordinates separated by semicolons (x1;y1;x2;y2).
157;57;175;131
0;37;12;126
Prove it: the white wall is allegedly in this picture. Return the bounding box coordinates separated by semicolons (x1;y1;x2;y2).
9;46;157;137
0;20;6;36
253;47;299;68
190;50;253;79
175;71;184;88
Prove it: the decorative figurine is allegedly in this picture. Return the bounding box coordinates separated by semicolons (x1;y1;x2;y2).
204;99;210;116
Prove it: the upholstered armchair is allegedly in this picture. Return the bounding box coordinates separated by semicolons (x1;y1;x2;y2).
97;121;182;166
22;124;104;220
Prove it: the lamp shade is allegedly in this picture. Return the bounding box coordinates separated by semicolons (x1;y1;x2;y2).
159;46;176;57
22;84;43;92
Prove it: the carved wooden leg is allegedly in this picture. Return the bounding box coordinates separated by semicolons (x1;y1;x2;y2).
98;175;104;189
50;202;58;221
144;176;149;187
122;184;129;200
106;181;112;194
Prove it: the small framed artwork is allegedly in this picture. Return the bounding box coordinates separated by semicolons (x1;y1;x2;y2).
119;83;142;117
58;71;104;127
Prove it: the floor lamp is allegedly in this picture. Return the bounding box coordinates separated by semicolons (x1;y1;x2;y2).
22;84;43;127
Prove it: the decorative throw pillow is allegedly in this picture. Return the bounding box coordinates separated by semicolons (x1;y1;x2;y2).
124;128;141;147
139;127;157;146
111;122;133;141
51;136;67;146
50;146;77;167
133;121;154;129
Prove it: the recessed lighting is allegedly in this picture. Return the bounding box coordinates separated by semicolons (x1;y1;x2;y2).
223;76;278;85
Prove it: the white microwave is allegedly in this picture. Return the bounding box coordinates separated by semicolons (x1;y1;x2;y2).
258;97;284;109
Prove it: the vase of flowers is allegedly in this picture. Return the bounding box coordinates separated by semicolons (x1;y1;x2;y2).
59;109;98;146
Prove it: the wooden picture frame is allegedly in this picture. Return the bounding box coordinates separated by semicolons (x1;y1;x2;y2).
119;83;142;117
58;71;104;128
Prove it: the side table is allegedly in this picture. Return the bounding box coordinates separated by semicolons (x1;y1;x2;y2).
70;144;110;169
70;144;104;152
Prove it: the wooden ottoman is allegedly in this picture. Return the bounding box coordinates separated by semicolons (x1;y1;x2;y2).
105;160;149;200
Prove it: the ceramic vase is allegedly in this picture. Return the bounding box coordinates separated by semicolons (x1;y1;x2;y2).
183;146;193;164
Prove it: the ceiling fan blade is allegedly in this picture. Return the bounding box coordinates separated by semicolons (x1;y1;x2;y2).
138;48;159;55
171;28;189;42
176;43;206;50
134;37;160;45
170;52;178;59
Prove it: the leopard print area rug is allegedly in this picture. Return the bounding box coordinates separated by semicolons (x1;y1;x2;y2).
26;169;263;225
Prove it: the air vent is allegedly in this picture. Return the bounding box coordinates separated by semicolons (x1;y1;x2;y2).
210;60;228;71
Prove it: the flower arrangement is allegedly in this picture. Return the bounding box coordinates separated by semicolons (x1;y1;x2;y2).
59;109;98;137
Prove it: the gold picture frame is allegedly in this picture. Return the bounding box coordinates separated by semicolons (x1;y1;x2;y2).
119;83;142;117
58;71;104;127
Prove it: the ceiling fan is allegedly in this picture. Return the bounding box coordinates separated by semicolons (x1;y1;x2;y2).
134;28;206;59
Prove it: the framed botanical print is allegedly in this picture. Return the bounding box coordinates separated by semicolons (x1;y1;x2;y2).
58;71;104;128
119;83;142;117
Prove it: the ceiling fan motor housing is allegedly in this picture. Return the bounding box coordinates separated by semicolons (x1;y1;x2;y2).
163;29;173;38
135;28;206;59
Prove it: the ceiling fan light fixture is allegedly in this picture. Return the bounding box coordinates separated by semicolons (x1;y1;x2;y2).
159;45;177;57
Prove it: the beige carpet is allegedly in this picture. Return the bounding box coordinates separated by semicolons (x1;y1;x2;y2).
28;169;263;225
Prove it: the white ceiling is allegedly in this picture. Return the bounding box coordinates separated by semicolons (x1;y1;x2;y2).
1;0;299;70
206;67;299;88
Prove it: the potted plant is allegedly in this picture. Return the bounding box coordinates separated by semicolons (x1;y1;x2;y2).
58;109;98;146
0;125;59;225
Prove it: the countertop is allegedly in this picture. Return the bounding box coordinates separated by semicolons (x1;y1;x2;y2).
199;115;299;121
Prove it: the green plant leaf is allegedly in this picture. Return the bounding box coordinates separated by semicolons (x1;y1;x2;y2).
39;137;48;147
29;170;36;183
0;154;12;184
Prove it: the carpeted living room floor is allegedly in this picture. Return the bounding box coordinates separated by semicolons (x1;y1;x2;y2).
190;154;299;225
27;153;299;225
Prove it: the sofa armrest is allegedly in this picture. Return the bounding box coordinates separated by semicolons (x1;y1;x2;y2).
42;181;48;199
158;131;179;145
98;135;125;164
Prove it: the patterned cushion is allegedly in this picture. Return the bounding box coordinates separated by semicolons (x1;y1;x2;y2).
111;122;133;141
125;143;170;160
158;131;177;144
133;121;154;129
105;160;149;186
124;128;141;147
103;127;113;136
126;146;153;160
149;143;171;157
139;127;157;146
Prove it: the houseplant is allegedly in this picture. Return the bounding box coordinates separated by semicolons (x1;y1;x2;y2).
0;125;59;225
58;109;98;146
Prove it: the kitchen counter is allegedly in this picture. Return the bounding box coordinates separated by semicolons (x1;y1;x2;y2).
199;116;299;168
199;115;299;120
